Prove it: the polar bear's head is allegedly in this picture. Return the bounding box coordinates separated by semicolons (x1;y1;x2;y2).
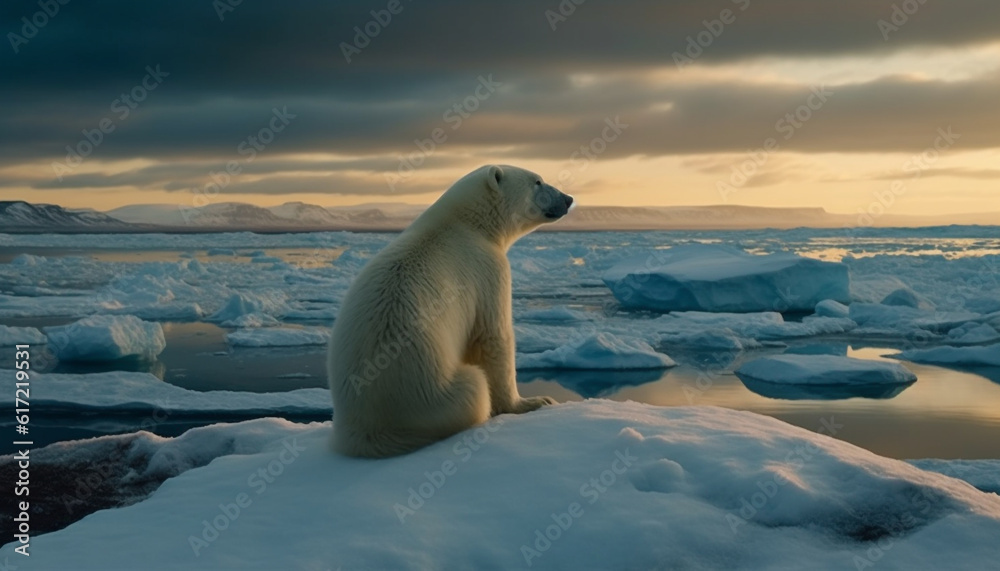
483;165;574;228
423;164;574;244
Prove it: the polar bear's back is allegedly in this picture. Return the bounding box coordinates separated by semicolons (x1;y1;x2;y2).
328;231;479;412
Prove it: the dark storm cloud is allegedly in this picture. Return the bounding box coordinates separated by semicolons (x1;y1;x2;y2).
2;0;999;183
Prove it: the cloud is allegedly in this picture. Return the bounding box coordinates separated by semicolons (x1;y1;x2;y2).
3;0;999;201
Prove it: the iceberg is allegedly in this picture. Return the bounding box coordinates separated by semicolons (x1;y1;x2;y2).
44;315;166;361
602;244;850;313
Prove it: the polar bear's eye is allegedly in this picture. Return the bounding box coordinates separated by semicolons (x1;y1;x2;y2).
535;180;542;186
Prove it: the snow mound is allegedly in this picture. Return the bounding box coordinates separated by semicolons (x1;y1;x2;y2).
602;244;850;313
226;327;330;347
736;354;917;386
0;324;47;346
892;344;1000;367
5;401;999;570
44;315;166;361
0;370;331;415
517;333;676;370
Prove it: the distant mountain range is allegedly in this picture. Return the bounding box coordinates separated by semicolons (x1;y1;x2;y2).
0;201;136;231
1;200;997;233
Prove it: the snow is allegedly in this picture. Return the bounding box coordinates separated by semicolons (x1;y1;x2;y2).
909;459;1000;495
0;324;47;346
736;354;917;386
44;315;166;361
892;344;1000;367
4;400;1000;570
517;332;676;370
602;244;850;313
0;370;330;414
226;326;331;347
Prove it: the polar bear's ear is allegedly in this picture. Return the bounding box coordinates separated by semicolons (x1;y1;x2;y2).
486;165;504;192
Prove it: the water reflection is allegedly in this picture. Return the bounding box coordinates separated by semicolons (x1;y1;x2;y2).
517;368;663;398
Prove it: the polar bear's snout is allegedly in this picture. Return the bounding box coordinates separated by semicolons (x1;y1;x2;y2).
541;185;575;220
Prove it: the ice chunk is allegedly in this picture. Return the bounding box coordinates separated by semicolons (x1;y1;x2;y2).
881;287;931;309
44;315;165;361
207;291;287;322
0;324;47;346
0;369;331;414
219;312;280;328
603;244;850;313
736;354;917;386
946;323;1000;345
849;303;980;336
814;299;850;318
6;401;1000;570
892;344;1000;367
659;328;748;351
226;326;330;347
517;332;676;370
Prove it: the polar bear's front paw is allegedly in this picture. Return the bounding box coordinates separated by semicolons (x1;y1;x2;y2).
511;395;557;414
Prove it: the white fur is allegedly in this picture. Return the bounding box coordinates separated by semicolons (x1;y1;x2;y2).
327;165;573;457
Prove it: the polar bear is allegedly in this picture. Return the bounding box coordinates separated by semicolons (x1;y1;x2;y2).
327;165;574;457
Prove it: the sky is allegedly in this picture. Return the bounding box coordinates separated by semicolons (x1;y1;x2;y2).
1;0;998;218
